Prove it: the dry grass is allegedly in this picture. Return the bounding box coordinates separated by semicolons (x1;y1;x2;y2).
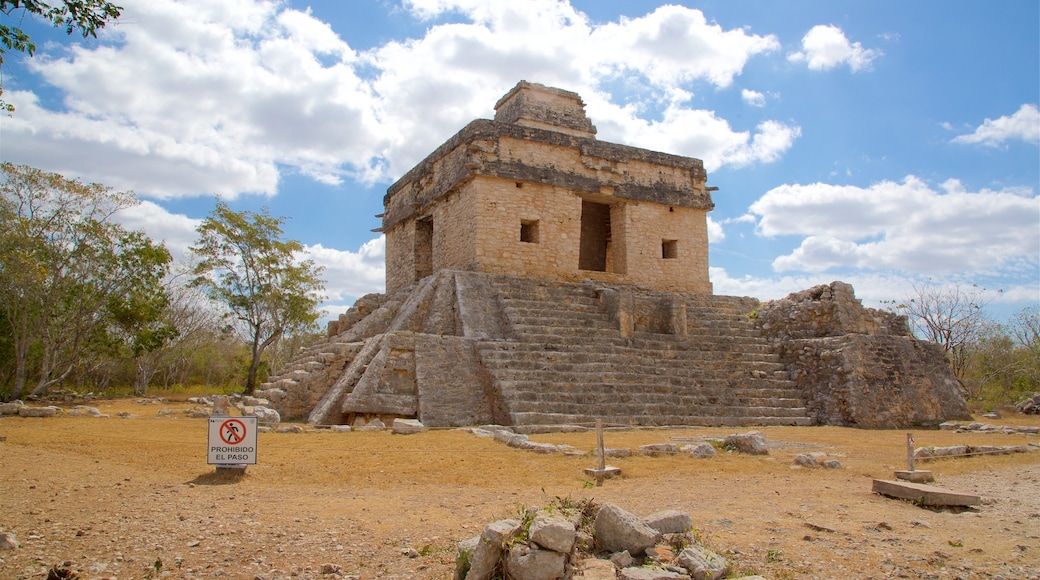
1;398;1039;579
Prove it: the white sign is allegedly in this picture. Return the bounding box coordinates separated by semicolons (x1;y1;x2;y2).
207;416;258;465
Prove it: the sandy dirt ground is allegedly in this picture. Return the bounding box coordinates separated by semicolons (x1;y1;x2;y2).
1;398;1039;580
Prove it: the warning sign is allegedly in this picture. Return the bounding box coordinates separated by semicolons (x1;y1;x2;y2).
208;416;258;465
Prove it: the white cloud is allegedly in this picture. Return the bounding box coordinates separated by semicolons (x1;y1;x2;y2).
303;237;386;304
741;89;765;107
788;24;880;72
748;176;1039;274
4;0;791;200
706;216;724;243
951;104;1040;147
114;200;202;260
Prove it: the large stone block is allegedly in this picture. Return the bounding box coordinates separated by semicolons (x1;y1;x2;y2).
593;503;660;556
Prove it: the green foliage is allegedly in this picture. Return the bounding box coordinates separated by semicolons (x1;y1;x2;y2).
0;163;171;399
190;202;325;395
0;1;123;112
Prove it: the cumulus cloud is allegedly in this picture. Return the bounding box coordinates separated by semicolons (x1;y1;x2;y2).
741;89;766;107
788;24;880;72
4;0;792;200
749;176;1039;274
951;104;1040;147
303;237;386;304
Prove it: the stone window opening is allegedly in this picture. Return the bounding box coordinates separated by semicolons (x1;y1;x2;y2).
520;220;540;243
662;239;678;259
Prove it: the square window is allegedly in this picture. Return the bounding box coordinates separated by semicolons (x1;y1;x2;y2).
521;220;539;243
662;239;678;259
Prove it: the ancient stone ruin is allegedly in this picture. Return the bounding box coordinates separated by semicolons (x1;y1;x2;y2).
258;81;969;430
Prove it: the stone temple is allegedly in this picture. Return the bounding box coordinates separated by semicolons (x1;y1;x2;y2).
258;81;969;430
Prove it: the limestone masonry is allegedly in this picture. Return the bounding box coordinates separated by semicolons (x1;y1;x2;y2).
258;81;969;429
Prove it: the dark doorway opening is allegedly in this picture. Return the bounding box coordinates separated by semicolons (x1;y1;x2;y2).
579;200;611;272
414;216;433;281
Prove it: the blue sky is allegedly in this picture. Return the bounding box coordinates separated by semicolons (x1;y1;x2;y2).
2;0;1038;323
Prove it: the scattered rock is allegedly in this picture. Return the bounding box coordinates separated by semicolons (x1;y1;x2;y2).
643;511;692;535
504;543;567;580
0;401;25;415
678;544;727;580
793;453;819;468
360;419;386;432
529;516;576;553
619;566;688;580
639;443;679;457
684;443;716;458
0;532;18;550
247;406;281;429
1017;392;1040;414
18;406;58;418
723;431;768;455
594;503;660;556
276;424;304;433
391;418;426;434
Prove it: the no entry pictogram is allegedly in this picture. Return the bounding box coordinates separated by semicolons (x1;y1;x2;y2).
219;418;247;444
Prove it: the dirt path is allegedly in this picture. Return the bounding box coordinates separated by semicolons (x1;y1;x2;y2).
1;399;1039;579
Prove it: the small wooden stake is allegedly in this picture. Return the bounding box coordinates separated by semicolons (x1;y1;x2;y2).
906;433;915;472
596;420;605;487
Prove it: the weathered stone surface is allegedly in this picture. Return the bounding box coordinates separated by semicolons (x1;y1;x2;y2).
724;432;767;455
465;519;521;580
678;545;727;580
504;544;566;580
528;516;576;554
18;406;57;418
639;444;678;457
455;536;479;580
643;510;692;535
0;532;18;550
248;406;281;429
391;418;426;434
577;558;616;580
211;395;231;415
603;447;633;458
609;551;634;569
241;396;270;407
793;453;819;468
619;567;690;580
684;443;716;458
0;401;24;415
359;418;386;432
594;504;660;556
1017;392;1040;414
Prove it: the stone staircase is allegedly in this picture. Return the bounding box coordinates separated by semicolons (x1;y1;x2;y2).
475;277;811;427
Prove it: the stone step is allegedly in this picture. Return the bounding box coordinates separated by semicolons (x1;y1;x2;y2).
477;342;782;363
493;379;802;400
507;411;813;428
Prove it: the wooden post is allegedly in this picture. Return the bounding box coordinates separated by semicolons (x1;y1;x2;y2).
906;433;915;472
596;420;605;487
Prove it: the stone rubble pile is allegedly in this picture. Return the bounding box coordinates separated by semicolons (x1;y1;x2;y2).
914;444;1036;461
939;421;1040;434
1016;393;1040;414
455;501;749;580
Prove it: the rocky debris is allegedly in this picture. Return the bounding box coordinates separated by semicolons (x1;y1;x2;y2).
391;418;426;434
1018;393;1040;414
0;531;18;550
603;447;633;458
678;544;728;580
981;411;1001;420
243;405;281;429
681;443;716;458
643;511;692;535
638;444;679;457
66;405;108;418
359;418;386;432
792;453;842;469
722;431;768;455
594;504;661;556
276;424;304;433
0;401;25;415
938;421;1040;434
914;444;1034;461
456;518;521;580
18;405;59;418
455;501;733;580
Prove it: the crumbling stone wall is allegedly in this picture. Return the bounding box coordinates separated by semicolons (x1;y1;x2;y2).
756;282;971;428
